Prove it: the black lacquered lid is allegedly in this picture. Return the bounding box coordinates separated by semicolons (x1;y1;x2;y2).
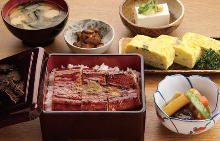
0;47;48;128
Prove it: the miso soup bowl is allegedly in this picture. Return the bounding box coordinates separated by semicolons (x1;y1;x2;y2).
153;74;220;135
1;0;69;46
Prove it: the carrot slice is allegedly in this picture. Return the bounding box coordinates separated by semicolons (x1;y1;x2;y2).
199;96;209;107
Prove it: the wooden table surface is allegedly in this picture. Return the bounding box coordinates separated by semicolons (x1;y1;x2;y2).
0;0;220;141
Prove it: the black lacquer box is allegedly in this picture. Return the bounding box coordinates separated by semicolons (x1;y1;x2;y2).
0;48;146;141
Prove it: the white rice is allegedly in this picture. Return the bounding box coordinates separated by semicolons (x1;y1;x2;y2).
127;68;140;78
67;64;88;69
93;63;120;71
44;71;55;111
44;86;53;111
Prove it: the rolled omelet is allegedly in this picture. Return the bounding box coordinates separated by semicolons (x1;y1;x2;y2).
182;32;220;54
125;33;218;70
157;35;178;45
157;35;202;68
125;35;175;69
174;41;202;68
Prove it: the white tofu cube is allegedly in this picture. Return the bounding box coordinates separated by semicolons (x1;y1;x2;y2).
134;3;170;27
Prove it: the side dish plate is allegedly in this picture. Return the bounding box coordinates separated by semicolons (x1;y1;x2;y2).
119;37;220;74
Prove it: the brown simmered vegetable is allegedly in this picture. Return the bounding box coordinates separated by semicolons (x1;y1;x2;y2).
85;33;101;45
97;43;104;47
73;28;103;48
82;44;94;49
73;41;83;47
76;32;82;40
163;88;212;120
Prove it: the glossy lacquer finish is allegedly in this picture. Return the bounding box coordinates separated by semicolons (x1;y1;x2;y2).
40;54;146;141
0;48;47;128
0;48;146;141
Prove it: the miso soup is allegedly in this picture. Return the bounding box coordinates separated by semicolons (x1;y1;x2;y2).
9;1;66;30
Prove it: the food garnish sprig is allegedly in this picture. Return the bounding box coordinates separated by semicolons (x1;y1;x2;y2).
197;48;220;70
138;0;162;15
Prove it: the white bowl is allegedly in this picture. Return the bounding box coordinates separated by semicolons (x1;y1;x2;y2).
153;74;220;135
64;19;114;54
